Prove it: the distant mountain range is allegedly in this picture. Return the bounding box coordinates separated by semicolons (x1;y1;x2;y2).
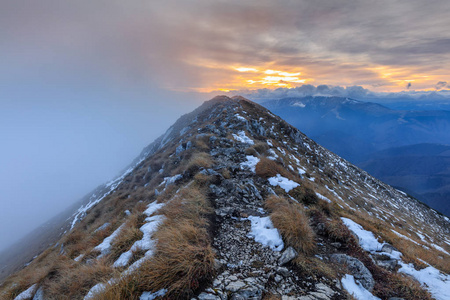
262;96;450;216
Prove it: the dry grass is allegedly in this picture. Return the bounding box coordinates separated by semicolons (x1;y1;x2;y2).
245;141;269;156
262;293;281;300
265;195;316;255
108;216;145;264
172;152;213;177
139;219;215;297
339;210;450;273
98;185;215;299
193;135;211;151
186;152;212;171
221;168;231;179
193;172;212;188
43;259;116;299
374;272;432;300
288;185;319;206
1;258;54;299
255;157;292;179
293;254;337;280
324;217;432;299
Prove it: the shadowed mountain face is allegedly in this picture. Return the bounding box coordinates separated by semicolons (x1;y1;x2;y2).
359;143;450;217
1;96;449;300
262;96;450;216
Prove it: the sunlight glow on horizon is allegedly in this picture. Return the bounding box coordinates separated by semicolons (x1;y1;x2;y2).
184;64;449;94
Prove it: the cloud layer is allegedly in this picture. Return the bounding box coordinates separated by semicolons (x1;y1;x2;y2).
2;0;450;93
233;84;450;101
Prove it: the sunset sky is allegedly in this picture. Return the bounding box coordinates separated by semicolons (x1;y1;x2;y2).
1;0;450;251
2;0;450;94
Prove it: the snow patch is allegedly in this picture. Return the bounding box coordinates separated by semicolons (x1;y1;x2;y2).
268;174;299;193
391;230;420;245
74;254;84;262
94;222;110;233
160;174;182;188
113;202;165;268
240;155;260;173
84;283;107;300
234;114;246;121
14;284;38;300
247;216;284;251
232;131;254;145
315;193;331;203
140;289;168;300
342;218;450;299
430;243;450;255
94;223;126;258
144;201;165;218
399;263;450;300
341;274;380;300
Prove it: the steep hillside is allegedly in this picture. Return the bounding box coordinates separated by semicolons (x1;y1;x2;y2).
261;96;450;217
1;96;449;300
359;143;450;216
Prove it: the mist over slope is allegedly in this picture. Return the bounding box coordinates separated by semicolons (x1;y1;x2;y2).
261;96;450;216
1;96;449;300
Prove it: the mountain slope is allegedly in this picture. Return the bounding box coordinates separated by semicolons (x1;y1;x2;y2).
359;143;450;216
262;96;450;160
261;96;450;217
1;96;449;300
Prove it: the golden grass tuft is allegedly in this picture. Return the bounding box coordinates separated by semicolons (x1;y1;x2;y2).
109;226;143;264
288;185;319;206
265;195;316;255
43;259;116;299
255;157;291;179
138;219;215;297
98;185;215;299
373;272;432;300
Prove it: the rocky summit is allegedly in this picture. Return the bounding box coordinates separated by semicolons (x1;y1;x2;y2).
1;96;450;300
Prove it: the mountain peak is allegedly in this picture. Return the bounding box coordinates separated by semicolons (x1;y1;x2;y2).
1;96;449;300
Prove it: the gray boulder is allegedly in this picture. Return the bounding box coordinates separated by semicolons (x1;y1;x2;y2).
331;254;374;291
375;258;398;271
279;246;298;265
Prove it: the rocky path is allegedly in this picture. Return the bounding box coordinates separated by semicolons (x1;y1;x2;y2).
193;133;342;300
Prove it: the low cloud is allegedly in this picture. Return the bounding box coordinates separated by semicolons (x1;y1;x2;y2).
233;84;450;101
436;81;447;90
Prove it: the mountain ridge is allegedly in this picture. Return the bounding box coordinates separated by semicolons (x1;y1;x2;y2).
1;96;449;300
